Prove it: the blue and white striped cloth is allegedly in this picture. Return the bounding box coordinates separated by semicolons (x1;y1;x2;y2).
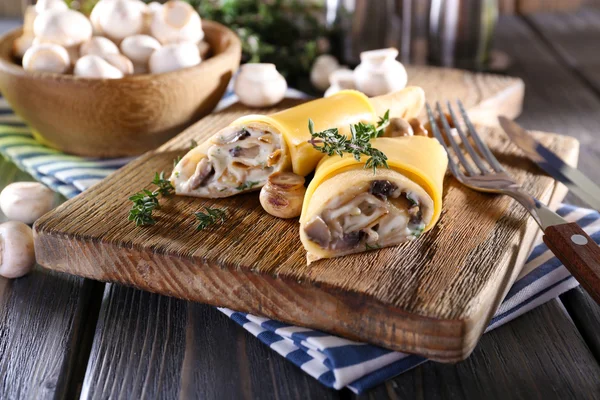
0;91;597;394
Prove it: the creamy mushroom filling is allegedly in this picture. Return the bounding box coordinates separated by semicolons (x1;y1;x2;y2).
304;180;427;251
183;124;286;196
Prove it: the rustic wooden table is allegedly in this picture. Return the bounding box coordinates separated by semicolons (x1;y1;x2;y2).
1;8;600;399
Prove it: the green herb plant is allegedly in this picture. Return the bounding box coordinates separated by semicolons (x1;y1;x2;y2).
308;110;391;174
189;0;327;85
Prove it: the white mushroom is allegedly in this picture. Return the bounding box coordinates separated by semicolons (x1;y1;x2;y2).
0;182;55;224
79;36;120;58
103;53;134;75
33;9;92;47
120;34;161;66
32;36;78;67
354;48;407;97
22;43;70;74
148;42;200;74
310;54;340;91
74;54;124;78
35;0;68;14
147;1;163;14
234;63;287;108
259;172;306;219
91;0;147;41
150;0;204;44
324;68;355;97
0;222;36;279
12;34;35;59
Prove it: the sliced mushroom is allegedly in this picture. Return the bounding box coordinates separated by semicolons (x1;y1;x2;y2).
304;216;331;246
369;180;398;200
214;127;251;145
409;118;429;137
189;158;213;190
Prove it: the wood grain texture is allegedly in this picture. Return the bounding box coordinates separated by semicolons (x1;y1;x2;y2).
405;65;524;126
0;21;241;157
80;284;342;400
561;287;600;362
33;106;577;363
358;300;600;399
543;223;600;304
0;159;101;400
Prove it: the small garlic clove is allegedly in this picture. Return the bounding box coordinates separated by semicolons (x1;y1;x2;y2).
0;182;55;224
103;53;134;75
0;221;36;279
259;172;306;219
150;0;204;44
310;54;340;91
12;34;35;59
74;54;124;79
234;63;287;108
120;34;161;65
94;0;147;41
22;43;70;74
33;9;92;48
148;42;200;74
79;36;120;58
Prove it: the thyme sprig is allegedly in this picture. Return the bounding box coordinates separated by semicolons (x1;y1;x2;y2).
236;181;260;191
195;207;227;231
308;110;390;174
128;171;175;226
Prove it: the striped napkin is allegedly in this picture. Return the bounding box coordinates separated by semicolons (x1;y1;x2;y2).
0;91;596;394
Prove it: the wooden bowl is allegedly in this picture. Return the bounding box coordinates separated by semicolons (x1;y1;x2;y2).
0;21;241;157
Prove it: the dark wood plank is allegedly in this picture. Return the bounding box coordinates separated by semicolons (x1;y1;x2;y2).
561;287;600;361
359;300;600;399
526;7;600;95
80;284;342;400
502;8;600;366
0;159;103;400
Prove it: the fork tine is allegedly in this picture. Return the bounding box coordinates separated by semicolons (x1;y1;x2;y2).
436;102;477;176
446;101;489;173
426;103;463;179
457;100;506;173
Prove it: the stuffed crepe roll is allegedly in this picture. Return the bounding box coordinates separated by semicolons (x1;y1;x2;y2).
171;88;425;198
300;136;448;263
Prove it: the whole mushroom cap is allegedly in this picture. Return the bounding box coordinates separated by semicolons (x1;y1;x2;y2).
0;221;36;279
0;182;55;224
22;43;70;74
94;0;147;41
120;34;161;65
35;0;68;13
33;9;92;47
79;36;120;57
74;54;124;79
151;0;204;44
148;42;200;74
103;53;134;75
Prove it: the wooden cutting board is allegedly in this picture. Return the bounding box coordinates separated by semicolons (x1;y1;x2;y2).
33;67;577;363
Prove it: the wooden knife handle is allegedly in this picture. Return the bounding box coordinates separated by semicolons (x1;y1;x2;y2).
543;222;600;304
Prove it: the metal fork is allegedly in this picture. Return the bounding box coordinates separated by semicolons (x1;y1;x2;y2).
426;101;600;304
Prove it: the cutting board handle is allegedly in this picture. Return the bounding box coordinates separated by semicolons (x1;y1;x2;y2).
369;86;425;120
543;222;600;304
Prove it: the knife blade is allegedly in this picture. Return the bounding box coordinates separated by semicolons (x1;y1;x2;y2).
498;116;600;211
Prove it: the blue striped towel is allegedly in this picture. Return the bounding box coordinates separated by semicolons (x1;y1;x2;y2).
0;90;596;394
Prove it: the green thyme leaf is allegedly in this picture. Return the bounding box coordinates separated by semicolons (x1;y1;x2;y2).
195;207;227;231
308;111;391;174
235;181;260;191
